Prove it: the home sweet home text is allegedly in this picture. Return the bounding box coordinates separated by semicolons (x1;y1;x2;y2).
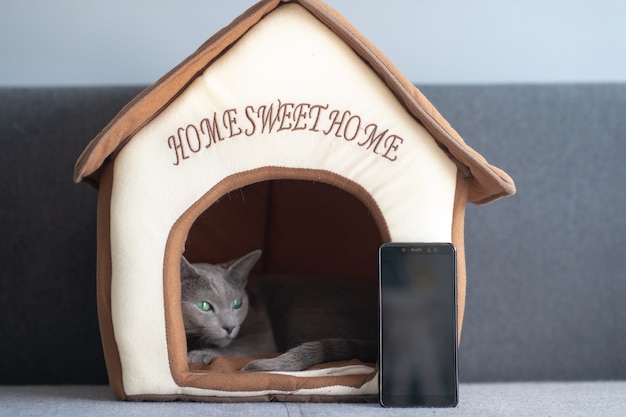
167;99;405;166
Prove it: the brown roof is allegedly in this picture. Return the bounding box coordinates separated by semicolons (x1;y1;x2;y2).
74;0;515;204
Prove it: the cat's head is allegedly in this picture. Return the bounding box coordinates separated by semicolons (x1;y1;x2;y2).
180;249;261;348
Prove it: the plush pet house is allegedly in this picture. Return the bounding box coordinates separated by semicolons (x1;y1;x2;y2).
74;0;515;402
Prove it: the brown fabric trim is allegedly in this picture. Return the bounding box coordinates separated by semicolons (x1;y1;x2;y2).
163;167;387;393
296;0;515;204
451;170;469;341
125;393;377;403
74;0;514;204
73;0;281;184
95;162;126;400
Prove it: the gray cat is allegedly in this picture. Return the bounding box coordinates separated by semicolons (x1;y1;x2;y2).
181;249;378;372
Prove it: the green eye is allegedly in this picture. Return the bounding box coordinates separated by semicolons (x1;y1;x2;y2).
231;299;242;310
196;301;213;312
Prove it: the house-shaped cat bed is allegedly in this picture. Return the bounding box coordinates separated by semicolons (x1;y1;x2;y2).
74;0;515;402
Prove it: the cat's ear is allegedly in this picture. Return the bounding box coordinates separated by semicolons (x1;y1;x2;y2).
227;250;262;287
180;256;195;280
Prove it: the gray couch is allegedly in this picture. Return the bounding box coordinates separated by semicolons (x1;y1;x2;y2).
1;85;624;415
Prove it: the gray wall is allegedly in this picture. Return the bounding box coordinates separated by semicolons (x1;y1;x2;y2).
1;0;625;86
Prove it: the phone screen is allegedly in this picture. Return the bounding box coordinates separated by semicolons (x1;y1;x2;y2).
379;243;458;407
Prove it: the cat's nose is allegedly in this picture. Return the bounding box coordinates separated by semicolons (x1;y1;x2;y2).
222;325;235;335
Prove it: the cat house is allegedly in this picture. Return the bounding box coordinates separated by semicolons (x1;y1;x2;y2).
74;0;515;402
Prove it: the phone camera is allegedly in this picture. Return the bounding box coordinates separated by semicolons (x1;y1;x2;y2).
402;248;407;253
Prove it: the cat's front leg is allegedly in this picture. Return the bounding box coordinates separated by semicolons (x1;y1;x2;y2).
188;348;221;365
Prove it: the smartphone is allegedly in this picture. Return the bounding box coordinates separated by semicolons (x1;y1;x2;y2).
379;242;458;407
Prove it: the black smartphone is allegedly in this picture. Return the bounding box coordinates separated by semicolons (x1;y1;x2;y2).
379;242;458;407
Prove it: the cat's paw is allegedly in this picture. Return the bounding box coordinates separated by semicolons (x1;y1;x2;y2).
187;349;217;365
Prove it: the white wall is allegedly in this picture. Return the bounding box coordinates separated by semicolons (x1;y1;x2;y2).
1;0;625;86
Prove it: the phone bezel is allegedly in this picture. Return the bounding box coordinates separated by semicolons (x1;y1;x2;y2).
378;242;459;408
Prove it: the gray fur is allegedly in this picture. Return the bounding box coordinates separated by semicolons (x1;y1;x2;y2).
181;250;275;365
243;339;378;372
182;249;377;371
